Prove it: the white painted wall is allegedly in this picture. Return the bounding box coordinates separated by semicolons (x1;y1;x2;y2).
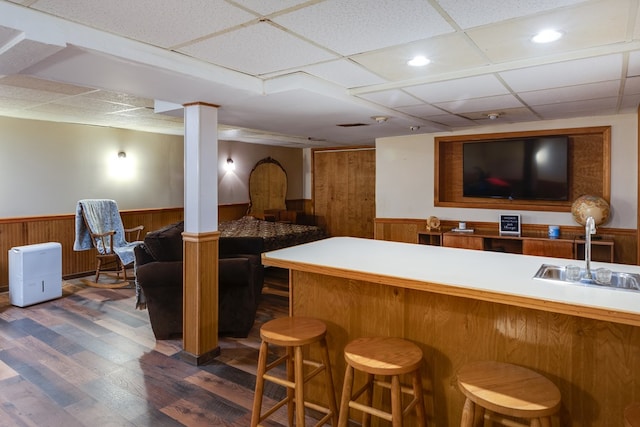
376;114;637;229
0;116;303;217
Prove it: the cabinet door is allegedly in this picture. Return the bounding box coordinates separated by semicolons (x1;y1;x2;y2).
522;240;574;258
443;234;484;250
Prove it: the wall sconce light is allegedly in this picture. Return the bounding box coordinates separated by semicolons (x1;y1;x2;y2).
118;151;127;159
225;157;236;172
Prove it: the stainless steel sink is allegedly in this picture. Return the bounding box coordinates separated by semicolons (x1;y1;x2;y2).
533;264;640;292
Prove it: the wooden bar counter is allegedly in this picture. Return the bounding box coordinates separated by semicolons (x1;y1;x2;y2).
262;237;640;426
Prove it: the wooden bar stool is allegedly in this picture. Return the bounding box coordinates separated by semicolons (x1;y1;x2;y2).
337;336;427;427
251;316;338;427
624;402;640;427
456;360;561;427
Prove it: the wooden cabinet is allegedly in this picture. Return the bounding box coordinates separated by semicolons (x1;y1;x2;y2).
422;230;614;262
522;239;574;258
442;233;484;250
417;231;442;246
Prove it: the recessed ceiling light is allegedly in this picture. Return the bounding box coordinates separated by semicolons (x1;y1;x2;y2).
407;55;430;67
532;29;563;44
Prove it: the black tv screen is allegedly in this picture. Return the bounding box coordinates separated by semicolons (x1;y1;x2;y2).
462;136;569;201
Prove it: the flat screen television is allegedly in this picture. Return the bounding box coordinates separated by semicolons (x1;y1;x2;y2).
462;136;569;201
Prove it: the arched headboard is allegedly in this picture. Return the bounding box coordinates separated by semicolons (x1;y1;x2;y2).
247;157;287;218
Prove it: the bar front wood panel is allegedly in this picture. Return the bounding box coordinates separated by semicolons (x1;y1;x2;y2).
291;270;640;427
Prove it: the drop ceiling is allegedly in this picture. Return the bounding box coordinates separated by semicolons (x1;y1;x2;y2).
0;0;639;148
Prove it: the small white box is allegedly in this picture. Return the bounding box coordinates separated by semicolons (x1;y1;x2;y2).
9;242;62;307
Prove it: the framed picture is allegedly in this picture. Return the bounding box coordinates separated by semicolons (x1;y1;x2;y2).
499;214;521;235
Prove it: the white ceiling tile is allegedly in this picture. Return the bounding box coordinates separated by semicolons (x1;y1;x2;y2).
351;33;488;81
179;22;337;75
624;76;640;95
31;0;256;48
519;80;621;105
466;0;630;63
460;107;540;123
437;0;588;29
0;75;93;95
425;114;476;127
396;104;448;117
84;91;154;108
620;94;640;111
0;39;64;74
0;85;67;104
500;54;623;92
405;75;510;103
53;96;142;113
231;0;311;16
356;90;422;108
299;59;387;88
628;50;640;77
436;94;523;114
634;0;640;40
532;97;619;118
273;0;454;56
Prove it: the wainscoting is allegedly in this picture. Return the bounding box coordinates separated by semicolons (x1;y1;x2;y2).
374;217;637;265
0;208;185;291
0;201;312;292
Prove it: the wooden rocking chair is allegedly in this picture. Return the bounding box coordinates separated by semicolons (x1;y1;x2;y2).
74;199;144;288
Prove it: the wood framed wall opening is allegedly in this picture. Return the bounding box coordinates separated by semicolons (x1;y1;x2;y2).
434;126;611;212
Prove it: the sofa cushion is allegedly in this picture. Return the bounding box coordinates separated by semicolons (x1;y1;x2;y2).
144;221;184;262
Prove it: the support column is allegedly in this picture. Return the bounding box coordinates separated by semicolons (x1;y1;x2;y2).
181;102;220;365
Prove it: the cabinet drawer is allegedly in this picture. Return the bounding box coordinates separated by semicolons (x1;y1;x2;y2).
443;234;484;250
522;239;574;258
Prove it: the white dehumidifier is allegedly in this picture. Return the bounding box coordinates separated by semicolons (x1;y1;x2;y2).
9;242;62;307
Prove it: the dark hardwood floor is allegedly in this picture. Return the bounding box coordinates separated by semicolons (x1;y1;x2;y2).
0;269;301;427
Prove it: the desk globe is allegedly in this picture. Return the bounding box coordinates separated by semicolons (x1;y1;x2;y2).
571;195;610;227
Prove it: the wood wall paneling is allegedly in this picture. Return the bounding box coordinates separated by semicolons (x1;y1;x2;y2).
435;126;611;212
0;202;311;291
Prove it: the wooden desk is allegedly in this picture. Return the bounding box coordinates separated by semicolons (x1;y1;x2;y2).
263;237;640;426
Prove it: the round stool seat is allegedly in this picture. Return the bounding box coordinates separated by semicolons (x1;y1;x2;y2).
624;402;640;427
260;316;327;346
457;360;561;419
252;316;338;427
344;336;423;375
338;336;428;426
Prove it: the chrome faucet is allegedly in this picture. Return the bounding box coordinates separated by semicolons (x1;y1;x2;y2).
584;216;596;280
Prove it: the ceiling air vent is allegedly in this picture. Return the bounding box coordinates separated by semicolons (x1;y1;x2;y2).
337;123;369;127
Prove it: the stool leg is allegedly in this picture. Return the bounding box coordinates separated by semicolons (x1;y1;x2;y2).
319;337;339;425
412;370;427;427
391;375;403;427
460;397;478;427
287;346;295;426
295;345;306;426
251;341;269;427
362;373;374;427
338;365;355;427
532;418;552;427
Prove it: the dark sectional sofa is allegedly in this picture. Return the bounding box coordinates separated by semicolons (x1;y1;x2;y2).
134;221;264;339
